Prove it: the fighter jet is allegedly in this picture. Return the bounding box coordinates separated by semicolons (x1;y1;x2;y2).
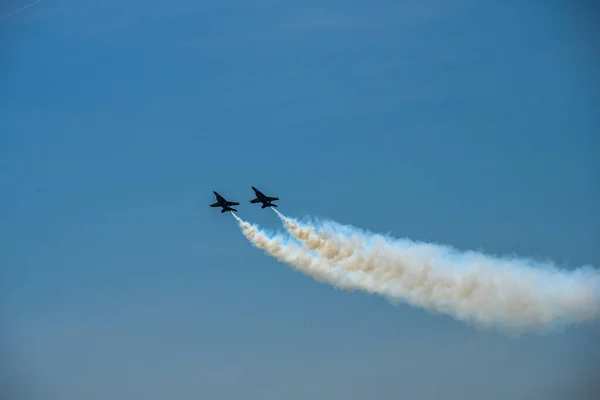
210;191;240;213
249;186;279;208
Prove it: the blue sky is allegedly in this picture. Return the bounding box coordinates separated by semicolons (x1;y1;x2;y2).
1;0;599;399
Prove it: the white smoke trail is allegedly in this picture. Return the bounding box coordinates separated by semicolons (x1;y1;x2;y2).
269;209;600;335
231;213;371;292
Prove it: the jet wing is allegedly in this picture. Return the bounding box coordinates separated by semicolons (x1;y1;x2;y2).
214;192;225;202
226;201;240;206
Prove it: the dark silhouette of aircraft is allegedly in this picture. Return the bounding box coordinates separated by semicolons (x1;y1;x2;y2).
210;191;239;213
249;186;279;208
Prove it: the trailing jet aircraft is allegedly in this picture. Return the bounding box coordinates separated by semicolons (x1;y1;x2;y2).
210;191;239;213
249;186;279;208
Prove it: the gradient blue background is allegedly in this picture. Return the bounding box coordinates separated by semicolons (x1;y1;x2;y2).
1;1;599;399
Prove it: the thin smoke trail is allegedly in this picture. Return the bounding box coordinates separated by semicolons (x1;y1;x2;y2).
0;0;44;20
267;210;600;334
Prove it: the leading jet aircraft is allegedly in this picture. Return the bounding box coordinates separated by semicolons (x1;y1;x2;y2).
249;186;279;208
210;191;240;213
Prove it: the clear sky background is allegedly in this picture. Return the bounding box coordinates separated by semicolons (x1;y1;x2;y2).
1;1;599;399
